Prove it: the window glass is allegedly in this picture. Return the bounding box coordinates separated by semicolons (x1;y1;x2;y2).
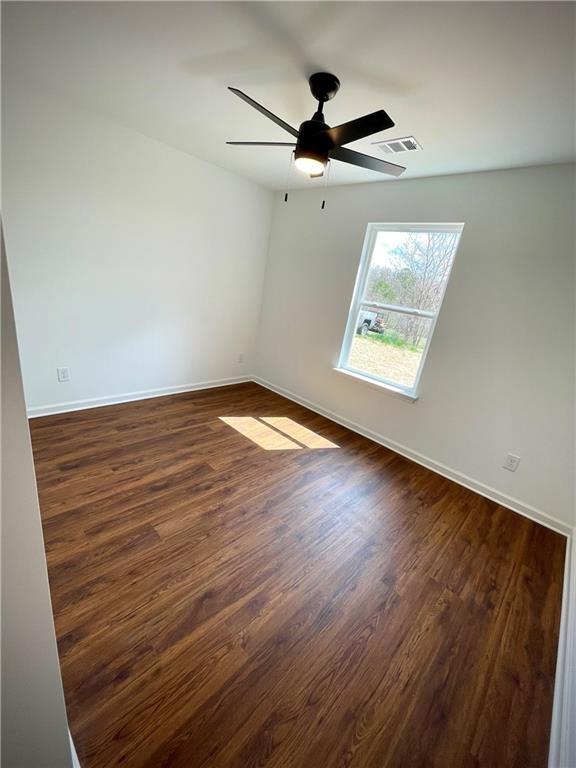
348;310;433;389
365;230;460;312
339;224;463;395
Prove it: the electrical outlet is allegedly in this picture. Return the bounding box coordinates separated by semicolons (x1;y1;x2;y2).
237;353;245;364
503;453;521;472
57;366;70;383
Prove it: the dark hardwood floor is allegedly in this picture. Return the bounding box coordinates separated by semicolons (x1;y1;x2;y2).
30;382;565;768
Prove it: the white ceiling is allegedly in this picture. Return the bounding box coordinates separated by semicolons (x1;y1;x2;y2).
3;1;575;190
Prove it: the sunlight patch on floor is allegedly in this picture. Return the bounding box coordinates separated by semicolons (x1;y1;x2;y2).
219;417;301;450
261;417;339;449
219;416;339;451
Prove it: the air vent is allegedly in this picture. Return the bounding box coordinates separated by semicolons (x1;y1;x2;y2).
372;136;422;154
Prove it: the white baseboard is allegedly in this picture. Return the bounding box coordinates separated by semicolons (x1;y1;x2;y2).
26;376;251;418
549;536;576;768
252;375;572;538
69;729;81;768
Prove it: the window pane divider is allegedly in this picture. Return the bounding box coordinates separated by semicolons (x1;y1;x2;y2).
359;301;435;319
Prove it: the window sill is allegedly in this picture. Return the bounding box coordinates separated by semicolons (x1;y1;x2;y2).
333;367;419;402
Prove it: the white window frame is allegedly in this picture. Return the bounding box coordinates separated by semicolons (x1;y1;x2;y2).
337;222;464;399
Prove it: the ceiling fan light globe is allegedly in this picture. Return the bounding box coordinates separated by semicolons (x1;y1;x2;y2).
294;156;325;176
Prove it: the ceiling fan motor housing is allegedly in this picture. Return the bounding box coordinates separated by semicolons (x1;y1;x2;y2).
295;119;333;167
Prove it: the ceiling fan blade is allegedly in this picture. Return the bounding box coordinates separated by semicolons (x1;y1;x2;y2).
226;141;296;146
228;87;299;138
331;146;405;176
325;110;394;147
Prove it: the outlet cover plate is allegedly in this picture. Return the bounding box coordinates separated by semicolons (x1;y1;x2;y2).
503;453;521;472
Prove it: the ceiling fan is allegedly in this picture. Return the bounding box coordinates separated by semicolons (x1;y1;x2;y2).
226;72;406;179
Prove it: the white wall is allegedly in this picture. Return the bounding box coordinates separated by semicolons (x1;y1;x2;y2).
3;82;574;533
2;83;273;413
256;164;575;529
1;235;73;767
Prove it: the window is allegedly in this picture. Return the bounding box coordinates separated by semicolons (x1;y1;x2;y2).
337;223;464;398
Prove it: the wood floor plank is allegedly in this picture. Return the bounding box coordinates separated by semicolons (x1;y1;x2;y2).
29;382;566;768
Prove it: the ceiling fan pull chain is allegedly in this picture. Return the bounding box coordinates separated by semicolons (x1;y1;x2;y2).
284;151;294;203
321;159;332;210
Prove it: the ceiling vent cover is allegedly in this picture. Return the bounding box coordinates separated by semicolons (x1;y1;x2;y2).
373;136;422;154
